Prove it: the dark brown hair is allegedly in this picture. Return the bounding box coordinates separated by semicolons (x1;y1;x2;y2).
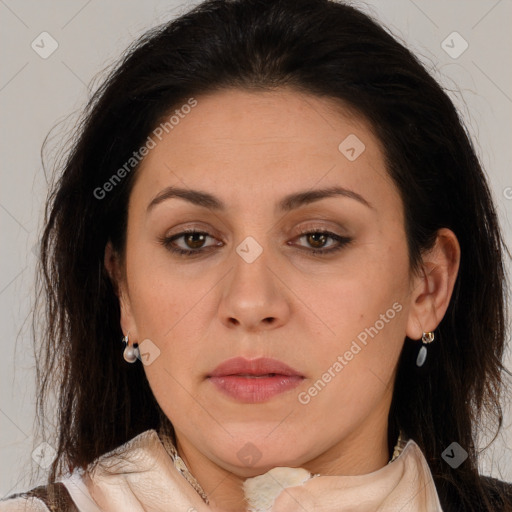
35;0;511;510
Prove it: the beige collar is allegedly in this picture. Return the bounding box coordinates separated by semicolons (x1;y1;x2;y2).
81;429;443;511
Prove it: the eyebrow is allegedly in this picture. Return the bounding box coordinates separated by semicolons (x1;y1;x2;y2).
146;185;374;213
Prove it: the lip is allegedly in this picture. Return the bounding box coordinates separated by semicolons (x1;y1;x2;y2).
207;357;304;403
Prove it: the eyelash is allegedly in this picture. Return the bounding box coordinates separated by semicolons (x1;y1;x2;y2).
159;228;352;257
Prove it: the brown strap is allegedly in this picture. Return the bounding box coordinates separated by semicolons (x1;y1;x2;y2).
6;482;79;511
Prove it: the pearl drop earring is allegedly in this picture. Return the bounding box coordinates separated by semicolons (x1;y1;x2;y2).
122;334;139;363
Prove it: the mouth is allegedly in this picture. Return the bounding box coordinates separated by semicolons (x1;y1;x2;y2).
231;373;280;378
207;357;304;403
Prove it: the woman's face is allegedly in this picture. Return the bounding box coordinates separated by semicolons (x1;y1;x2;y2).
113;88;429;476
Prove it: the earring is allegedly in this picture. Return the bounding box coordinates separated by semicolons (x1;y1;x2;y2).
416;331;435;367
122;334;139;363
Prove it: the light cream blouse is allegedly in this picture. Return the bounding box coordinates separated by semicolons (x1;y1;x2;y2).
0;428;444;511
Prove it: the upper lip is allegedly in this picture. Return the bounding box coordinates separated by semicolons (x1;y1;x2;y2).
208;357;304;378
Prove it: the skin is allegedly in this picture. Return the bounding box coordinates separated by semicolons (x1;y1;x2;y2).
105;87;460;512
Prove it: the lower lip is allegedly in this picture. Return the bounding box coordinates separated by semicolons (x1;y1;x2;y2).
208;375;304;403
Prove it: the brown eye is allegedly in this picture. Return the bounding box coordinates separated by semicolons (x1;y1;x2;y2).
183;233;208;249
306;232;329;249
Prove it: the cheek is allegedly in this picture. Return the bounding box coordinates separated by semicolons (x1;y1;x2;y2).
303;249;408;346
297;247;409;398
122;248;207;381
299;303;406;429
125;237;197;328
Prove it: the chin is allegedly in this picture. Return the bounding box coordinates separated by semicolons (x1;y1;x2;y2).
211;439;310;474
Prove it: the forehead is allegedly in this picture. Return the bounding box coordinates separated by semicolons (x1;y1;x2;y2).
130;87;399;216
152;87;371;150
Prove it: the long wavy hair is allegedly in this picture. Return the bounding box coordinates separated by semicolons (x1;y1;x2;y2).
35;0;511;510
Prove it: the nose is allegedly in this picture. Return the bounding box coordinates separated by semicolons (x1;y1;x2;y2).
218;243;291;333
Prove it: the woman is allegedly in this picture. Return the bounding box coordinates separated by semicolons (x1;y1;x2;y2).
1;0;511;510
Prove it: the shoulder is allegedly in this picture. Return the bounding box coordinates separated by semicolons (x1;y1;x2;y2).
480;475;512;506
0;483;78;512
0;430;160;512
438;475;512;512
0;496;49;512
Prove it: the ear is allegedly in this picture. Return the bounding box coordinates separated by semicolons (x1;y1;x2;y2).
405;228;461;340
104;241;139;341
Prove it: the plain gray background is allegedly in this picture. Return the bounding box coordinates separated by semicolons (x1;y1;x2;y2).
1;0;511;498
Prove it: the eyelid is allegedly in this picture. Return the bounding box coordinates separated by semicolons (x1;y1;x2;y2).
293;220;350;235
